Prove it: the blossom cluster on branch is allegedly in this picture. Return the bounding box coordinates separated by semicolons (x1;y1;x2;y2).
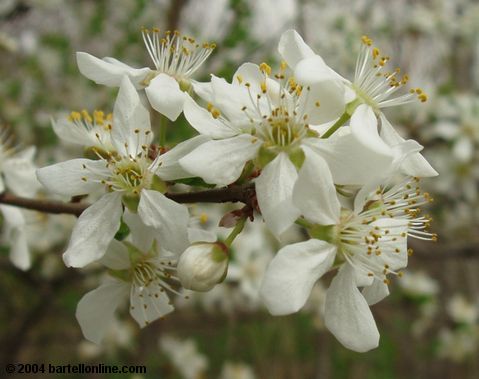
0;28;438;352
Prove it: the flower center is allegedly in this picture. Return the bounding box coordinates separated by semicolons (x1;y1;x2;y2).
235;63;313;151
108;157;152;196
336;177;436;284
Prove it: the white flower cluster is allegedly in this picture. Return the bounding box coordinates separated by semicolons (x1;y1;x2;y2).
33;28;437;351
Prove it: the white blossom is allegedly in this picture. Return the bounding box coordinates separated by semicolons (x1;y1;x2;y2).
77;29;215;120
76;212;181;344
260;147;436;351
37;77;197;267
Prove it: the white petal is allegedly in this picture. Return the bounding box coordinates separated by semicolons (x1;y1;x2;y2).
101;239;131;270
278;29;315;69
179;134;261;186
153;135;211;180
191;80;213;102
304;130;394;185
51;117;96;146
130;283;174;327
183;94;237;138
138;189;190;254
112;76;152;156
63;192;123;267
298;80;345;125
233;62;263;93
362;279;390;306
76;52;151;89
295;55;345;85
256;153;301;237
122;209;156;253
293;147;340;224
324;264;380;352
36;159;108;197
210;75;252;123
260;239;336;315
3;151;40;197
145;73;185;121
0;205;30;270
379;114;438;177
76;278;129;344
371;218;409;271
350;104;392;157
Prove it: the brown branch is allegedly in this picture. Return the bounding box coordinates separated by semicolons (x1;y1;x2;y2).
0;184;255;216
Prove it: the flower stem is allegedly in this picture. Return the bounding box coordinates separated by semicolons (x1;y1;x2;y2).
159;116;168;146
320;112;351;139
224;217;247;248
295;217;311;229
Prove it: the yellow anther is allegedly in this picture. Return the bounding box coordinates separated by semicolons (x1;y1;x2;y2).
152;27;160;33
280;60;287;71
236;75;243;84
81;110;92;123
361;35;373;46
418;93;428;103
315;101;320;107
199;212;208;224
93;110;105;125
260;81;267;94
211;108;221;119
69;111;81;122
372;47;380;59
259;62;272;76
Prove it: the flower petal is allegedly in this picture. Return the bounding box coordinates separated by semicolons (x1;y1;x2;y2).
350;104;392;157
298;79;345;125
304;130;394;185
179;134;261;186
362;279;390;306
122;209;157;253
101;239;131;270
112;76;152;157
295;55;346;85
278;29;315;69
51;116;96;146
260;239;336;315
145;73;186;121
256;152;301;237
36;159;109;197
153;135;211;180
76;278;129;344
138;189;190;254
130;283;174;328
3;148;40;197
210;75;252;123
0;205;30;270
379;114;438;177
293;146;340;224
233;62;264;93
191;80;213;102
183;94;238;138
63;192;123;267
76;52;151;89
325;264;380;352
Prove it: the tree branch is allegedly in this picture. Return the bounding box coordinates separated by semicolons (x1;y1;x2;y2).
0;184;256;217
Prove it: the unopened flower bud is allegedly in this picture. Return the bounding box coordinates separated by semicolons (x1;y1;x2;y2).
177;242;228;292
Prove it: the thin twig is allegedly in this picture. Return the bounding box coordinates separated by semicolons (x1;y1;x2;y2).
0;184;256;216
